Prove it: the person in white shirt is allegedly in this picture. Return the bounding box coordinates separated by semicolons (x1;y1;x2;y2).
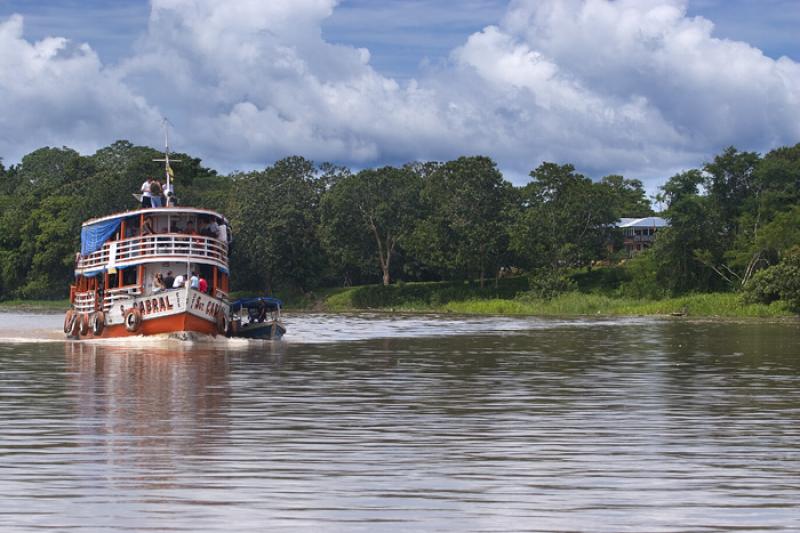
140;177;153;208
172;274;185;288
218;222;228;246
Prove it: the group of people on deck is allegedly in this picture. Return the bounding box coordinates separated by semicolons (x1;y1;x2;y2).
152;270;209;294
140;176;176;208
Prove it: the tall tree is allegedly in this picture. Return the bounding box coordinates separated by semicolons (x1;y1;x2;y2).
411;156;510;287
0;146;95;298
228;156;329;293
512;163;616;271
598;174;653;218
14;147;91;191
16;196;82;298
728;144;800;287
0;158;17;195
321;166;421;286
651;169;722;293
704;147;760;234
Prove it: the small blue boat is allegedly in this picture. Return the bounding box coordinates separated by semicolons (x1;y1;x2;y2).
228;297;286;340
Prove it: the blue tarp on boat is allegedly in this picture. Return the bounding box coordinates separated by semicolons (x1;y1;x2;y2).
80;217;123;256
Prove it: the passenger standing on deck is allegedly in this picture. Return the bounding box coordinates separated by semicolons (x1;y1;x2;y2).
207;218;219;238
150;180;163;207
198;275;208;294
218;220;229;254
152;273;166;293
164;271;175;289
198;219;210;237
141;217;155;235
173;273;185;288
185;220;204;254
140;177;153;208
190;271;200;290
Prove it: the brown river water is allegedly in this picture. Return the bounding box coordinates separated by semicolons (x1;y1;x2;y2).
0;311;799;532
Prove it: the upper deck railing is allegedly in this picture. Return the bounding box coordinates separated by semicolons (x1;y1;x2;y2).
76;233;228;273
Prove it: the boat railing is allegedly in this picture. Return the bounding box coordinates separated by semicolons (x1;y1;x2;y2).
73;291;97;314
103;286;142;312
77;233;228;271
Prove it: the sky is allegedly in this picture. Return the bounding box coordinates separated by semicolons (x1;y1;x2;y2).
0;0;799;191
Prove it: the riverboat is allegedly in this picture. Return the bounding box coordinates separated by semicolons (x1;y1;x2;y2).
64;127;236;340
64;206;233;339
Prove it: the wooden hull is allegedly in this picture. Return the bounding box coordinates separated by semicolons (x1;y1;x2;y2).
67;310;220;340
96;311;219;339
65;288;229;340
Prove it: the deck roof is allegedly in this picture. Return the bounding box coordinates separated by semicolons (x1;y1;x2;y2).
81;207;229;228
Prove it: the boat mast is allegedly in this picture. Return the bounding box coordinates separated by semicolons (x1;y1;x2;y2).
153;118;181;194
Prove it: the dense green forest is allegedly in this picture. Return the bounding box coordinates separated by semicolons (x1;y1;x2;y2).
1;140;799;310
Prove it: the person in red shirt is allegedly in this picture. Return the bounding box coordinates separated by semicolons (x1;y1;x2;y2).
199;276;208;294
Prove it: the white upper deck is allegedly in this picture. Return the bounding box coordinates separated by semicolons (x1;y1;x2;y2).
76;206;231;276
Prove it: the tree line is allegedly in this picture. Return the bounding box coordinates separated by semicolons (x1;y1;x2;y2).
1;140;798;307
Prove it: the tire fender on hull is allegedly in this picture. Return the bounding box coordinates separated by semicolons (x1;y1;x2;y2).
63;310;76;335
90;311;105;336
124;308;142;332
215;310;228;336
78;314;89;336
69;315;81;338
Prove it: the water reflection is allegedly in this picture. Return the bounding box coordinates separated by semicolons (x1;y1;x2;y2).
65;342;233;482
0;315;798;531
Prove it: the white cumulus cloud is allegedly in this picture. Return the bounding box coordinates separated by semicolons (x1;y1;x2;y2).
446;0;800;181
0;15;161;162
0;0;799;188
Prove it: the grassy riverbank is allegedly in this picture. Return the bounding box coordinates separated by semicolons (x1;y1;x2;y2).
439;293;792;318
0;299;70;312
321;279;794;318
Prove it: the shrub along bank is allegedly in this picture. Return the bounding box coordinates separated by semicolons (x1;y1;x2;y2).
320;275;794;318
324;277;530;310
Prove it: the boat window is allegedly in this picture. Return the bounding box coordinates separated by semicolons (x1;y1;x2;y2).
122;267;138;287
126;216;140;238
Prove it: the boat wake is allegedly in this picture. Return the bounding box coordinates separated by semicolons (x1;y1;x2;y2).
1;310;662;346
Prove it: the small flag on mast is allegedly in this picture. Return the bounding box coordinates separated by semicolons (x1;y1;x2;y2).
154;118;181;197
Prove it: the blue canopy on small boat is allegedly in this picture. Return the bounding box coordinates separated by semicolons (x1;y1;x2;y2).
230;297;283;311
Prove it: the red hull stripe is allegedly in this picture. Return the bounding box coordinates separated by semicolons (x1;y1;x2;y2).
88;312;218;339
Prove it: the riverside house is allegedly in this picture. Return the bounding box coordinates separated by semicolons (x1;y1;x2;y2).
616;217;669;256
